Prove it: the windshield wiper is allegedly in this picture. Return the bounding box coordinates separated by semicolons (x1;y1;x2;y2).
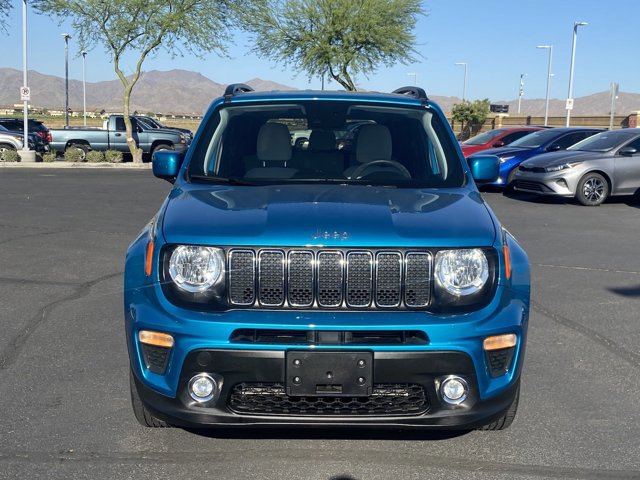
189;174;257;185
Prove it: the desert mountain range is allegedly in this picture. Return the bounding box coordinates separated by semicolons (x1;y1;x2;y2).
1;68;639;117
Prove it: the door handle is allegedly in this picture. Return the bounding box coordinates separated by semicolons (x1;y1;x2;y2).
115;133;122;137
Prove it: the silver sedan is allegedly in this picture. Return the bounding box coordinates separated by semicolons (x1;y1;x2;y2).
512;128;640;206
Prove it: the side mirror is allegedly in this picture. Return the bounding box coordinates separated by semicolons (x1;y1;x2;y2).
152;150;184;183
492;140;505;148
137;126;143;133
468;155;500;183
619;146;637;156
546;144;561;152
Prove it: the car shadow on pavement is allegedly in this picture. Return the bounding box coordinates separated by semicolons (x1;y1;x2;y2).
184;426;470;441
608;285;640;298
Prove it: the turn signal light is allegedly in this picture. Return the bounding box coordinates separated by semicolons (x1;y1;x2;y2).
483;333;517;351
503;244;511;280
139;330;174;348
145;241;154;276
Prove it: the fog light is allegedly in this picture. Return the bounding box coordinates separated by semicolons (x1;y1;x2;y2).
188;373;217;403
440;376;468;405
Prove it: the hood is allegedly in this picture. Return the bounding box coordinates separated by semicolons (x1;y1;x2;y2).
521;150;600;168
161;184;497;248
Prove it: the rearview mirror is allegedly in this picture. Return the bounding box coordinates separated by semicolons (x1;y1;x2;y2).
152;150;185;183
468;155;500;183
546;144;561;152
491;140;505;148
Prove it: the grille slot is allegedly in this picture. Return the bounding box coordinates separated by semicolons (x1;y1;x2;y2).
227;248;433;310
228;250;255;305
514;180;545;192
487;347;515;377
404;253;432;307
317;251;343;307
346;251;373;307
229;329;429;345
288;251;314;307
258;250;285;306
376;252;402;307
229;382;429;416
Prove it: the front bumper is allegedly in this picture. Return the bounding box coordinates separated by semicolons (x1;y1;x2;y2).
512;170;578;196
132;349;521;429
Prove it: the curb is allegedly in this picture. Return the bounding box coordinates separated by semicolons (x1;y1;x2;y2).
0;161;152;169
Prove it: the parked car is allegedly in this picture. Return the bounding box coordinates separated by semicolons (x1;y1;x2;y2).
0;129;40;159
0;118;51;149
467;127;604;188
124;84;530;431
0;125;46;153
513;128;640;206
49;115;189;160
460;127;544;157
135;115;193;143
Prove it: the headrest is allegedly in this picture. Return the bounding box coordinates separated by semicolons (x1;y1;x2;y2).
309;130;336;151
257;123;292;162
356;124;392;164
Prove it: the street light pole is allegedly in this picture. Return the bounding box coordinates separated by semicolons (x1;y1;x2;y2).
407;72;417;86
21;0;29;153
537;45;553;126
566;22;588;127
517;73;527;114
82;51;87;127
62;33;71;128
455;62;467;101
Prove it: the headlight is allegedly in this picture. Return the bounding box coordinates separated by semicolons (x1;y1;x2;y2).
168;246;224;292
499;156;514;163
545;162;581;173
435;249;489;296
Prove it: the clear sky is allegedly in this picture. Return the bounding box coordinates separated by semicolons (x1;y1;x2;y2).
2;0;638;101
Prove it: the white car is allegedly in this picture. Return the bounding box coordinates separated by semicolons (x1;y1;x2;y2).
0;130;26;161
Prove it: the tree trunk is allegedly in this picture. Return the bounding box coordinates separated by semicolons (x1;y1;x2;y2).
123;86;143;163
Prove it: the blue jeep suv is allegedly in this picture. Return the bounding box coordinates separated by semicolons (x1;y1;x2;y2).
125;84;530;430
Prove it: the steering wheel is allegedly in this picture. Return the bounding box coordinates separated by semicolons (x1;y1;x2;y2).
350;160;412;179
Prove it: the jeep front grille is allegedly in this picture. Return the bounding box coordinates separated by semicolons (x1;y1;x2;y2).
227;248;432;310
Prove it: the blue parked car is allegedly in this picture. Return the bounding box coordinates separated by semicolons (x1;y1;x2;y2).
468;127;604;188
125;84;530;430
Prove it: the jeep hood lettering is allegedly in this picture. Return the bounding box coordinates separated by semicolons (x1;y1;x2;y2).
161;184;496;247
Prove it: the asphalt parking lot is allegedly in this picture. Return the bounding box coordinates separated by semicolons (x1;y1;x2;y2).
0;168;639;480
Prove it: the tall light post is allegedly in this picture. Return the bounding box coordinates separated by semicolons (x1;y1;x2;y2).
82;51;87;127
566;21;588;127
537;45;553;126
62;33;71;128
407;72;417;86
517;73;527;114
21;0;29;155
455;62;467;101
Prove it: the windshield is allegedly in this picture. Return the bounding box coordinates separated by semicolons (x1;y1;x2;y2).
187;100;464;188
462;129;506;146
508;129;562;149
568;131;637;152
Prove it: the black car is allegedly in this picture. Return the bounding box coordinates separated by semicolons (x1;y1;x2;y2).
0;118;50;150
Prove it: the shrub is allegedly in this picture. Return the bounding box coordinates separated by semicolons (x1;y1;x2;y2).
1;149;19;162
64;147;85;162
104;150;123;163
86;150;106;163
42;150;58;163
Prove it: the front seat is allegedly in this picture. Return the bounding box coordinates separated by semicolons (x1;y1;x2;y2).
344;124;392;179
245;123;298;179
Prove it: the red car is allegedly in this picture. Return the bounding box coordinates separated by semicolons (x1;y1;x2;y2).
460;127;544;157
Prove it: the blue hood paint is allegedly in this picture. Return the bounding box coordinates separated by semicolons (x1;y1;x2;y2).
161;184;497;248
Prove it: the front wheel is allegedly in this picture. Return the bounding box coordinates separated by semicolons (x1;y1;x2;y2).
576;172;608;206
151;144;174;156
130;370;170;428
478;380;520;431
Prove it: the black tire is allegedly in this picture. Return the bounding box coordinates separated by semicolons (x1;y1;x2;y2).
152;144;174;156
576;172;609;206
478;380;520;431
130;370;170;428
67;143;89;161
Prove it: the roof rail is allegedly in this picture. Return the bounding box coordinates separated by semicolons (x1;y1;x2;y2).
392;86;429;101
224;83;255;102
